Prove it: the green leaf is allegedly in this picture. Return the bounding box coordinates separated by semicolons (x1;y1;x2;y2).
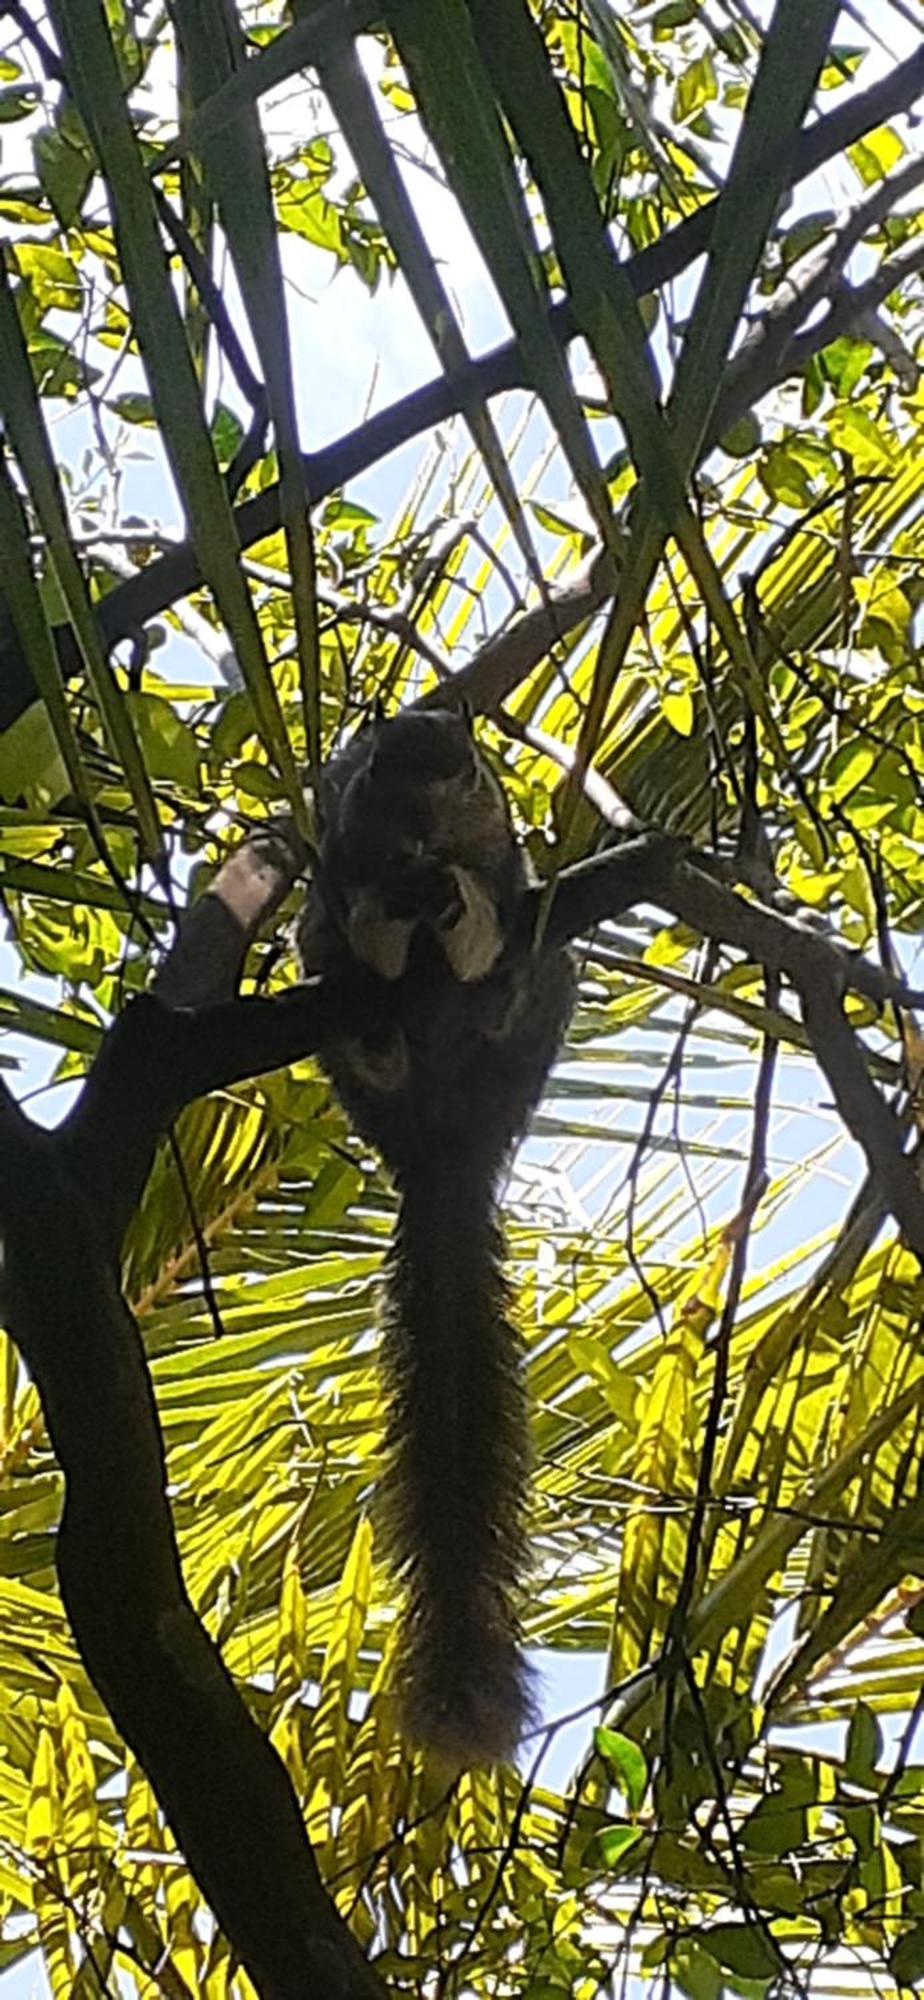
125;694;200;790
211;402;245;468
820;336;874;397
673;55;717;125
0;89;39;123
596;1822;643;1867
849;125;905;184
845;1700;881;1785
720;413;761;456
760;444;815;509
827;741;876;800
890;1925;924;1987
828;405;893;469
14;244;82;316
663;689;694;738
231;758;284;802
744;1785;808;1858
33;115;93;228
0;702;69;810
672;1939;721;2000
110;392;157;428
594;1727;649;1812
321;498;379;534
699;1922;779;1979
277;177;344;254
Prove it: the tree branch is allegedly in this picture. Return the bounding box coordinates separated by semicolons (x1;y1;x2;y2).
0;1086;386;2000
59;811;315;1247
65;826;924;1281
154;825;308;1009
542;842;924;1012
60;984;335;1251
715;229;924;440
421;546;619;715
541;841;924;1262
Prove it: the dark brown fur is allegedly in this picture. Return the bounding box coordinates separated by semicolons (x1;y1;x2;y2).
298;709;574;1762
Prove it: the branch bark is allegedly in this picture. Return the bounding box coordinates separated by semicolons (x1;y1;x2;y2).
0;809;385;1998
541;841;924;1263
0;1084;386;2000
68;823;924;1277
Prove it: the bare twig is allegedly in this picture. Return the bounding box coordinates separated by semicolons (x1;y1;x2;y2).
154;190;265;413
715;153;924;429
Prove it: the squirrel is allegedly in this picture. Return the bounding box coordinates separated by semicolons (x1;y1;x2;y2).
298;706;575;1765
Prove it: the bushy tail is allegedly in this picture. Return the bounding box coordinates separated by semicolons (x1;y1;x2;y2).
381;1158;533;1766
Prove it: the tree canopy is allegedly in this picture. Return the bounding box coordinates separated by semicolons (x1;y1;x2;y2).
1;1;924;1995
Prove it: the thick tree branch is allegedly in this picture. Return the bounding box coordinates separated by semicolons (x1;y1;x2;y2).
767;235;924;389
799;976;924;1262
0;818;392;1993
726;152;924;391
60;985;335;1251
544;843;924;1013
65;826;924;1280
422;546;619;715
55;828;314;1248
0;1088;386;2000
542;842;924;1262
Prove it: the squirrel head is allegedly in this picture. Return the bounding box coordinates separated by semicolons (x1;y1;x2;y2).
310;705;513;982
